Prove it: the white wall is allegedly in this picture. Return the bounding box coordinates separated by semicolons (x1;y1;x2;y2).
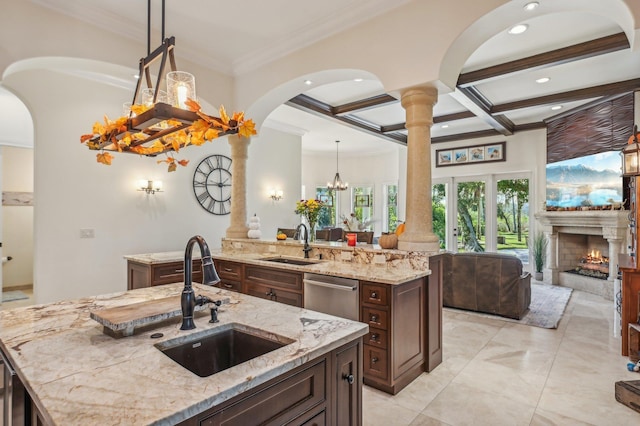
2;146;33;288
302;145;401;235
246;127;302;236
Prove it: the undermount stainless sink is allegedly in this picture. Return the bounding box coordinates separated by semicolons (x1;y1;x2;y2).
261;257;322;266
155;324;293;377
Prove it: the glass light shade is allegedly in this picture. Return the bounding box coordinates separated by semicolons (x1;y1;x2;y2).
153;180;163;191
142;88;168;106
167;71;196;109
123;102;135;117
623;142;640;176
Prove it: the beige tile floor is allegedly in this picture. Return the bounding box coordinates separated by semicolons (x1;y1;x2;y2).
363;288;640;425
2;287;640;425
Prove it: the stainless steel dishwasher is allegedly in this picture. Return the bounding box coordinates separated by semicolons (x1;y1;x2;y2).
303;273;359;321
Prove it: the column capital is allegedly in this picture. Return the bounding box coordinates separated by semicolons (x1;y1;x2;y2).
401;86;438;128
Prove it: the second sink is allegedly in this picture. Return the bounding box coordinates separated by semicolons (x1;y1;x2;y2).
261;257;322;266
155;324;293;377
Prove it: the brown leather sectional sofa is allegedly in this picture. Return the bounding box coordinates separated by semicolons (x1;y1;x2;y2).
440;251;531;319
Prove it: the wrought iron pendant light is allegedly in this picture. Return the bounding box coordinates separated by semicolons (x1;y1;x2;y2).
327;140;348;191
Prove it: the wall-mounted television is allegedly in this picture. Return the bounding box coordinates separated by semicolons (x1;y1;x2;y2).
546;151;623;208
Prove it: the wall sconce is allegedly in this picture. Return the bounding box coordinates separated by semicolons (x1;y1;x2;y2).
138;180;163;194
269;189;283;201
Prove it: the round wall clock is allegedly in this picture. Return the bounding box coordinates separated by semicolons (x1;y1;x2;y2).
192;154;232;215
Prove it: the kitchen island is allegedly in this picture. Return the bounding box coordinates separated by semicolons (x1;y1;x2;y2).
0;283;368;425
125;238;444;395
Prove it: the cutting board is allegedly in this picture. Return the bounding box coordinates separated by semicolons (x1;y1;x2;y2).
90;296;210;338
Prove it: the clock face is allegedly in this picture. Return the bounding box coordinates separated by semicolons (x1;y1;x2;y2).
193;154;232;215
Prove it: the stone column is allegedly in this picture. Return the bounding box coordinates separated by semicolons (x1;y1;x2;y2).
398;86;440;252
225;134;251;238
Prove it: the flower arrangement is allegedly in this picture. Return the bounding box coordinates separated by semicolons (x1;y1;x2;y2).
294;199;325;239
80;100;256;172
341;212;374;231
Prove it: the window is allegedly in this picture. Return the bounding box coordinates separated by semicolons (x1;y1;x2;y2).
383;184;398;232
315;186;336;228
351;186;374;231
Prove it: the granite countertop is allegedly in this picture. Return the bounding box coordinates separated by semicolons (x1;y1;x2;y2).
211;251;430;284
0;284;368;425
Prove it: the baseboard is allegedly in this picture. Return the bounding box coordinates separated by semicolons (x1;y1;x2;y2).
2;284;32;292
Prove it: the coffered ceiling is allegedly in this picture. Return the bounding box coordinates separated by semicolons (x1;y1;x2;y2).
30;0;640;154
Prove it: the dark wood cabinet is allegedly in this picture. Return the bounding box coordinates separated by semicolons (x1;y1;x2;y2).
425;253;444;371
244;265;304;307
213;260;243;292
127;259;202;290
178;339;362;426
360;278;425;394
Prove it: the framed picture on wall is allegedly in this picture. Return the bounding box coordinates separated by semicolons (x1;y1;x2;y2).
355;195;370;207
436;142;506;167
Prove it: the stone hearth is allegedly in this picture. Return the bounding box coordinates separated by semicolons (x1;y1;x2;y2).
536;210;629;301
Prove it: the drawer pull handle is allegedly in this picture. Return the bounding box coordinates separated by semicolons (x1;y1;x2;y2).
370;333;378;341
370;314;378;322
266;290;275;297
370;291;378;299
371;357;378;364
175;269;184;273
224;268;233;272
223;284;233;288
342;373;355;385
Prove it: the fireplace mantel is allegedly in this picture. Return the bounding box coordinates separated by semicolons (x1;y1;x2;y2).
535;210;629;300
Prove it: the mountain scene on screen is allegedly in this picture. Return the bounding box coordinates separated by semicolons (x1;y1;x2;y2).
546;151;622;207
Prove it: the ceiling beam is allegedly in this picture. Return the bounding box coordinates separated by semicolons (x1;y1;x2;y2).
491;78;640;113
457;32;629;87
333;94;398;115
432;129;501;144
286;94;407;145
450;87;514;135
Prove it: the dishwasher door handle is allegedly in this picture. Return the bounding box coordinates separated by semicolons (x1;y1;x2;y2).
303;279;357;291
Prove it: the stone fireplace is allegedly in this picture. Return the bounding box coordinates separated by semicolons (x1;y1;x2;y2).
536;210;629;300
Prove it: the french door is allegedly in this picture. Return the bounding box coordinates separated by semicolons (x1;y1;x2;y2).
433;173;530;259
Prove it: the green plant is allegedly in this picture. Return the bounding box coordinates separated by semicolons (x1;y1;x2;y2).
531;232;548;273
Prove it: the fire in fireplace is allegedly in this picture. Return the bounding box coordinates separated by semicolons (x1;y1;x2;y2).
568;248;610;280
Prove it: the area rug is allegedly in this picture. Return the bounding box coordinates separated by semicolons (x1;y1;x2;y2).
2;290;28;303
446;284;573;329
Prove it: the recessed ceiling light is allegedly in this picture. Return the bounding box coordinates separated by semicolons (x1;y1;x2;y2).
524;2;539;11
551;105;562;110
441;124;449;129
354;78;364;82
304;79;313;85
536;77;550;84
508;24;528;35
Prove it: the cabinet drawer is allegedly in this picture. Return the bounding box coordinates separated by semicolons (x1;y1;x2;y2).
363;345;388;381
361;282;388;306
246;282;303;307
365;329;388;349
151;260;202;285
300;409;326;426
217;280;242;293
215;260;242;281
200;359;326;425
245;266;303;292
362;307;388;331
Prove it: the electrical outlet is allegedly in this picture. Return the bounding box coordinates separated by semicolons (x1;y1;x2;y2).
340;251;352;261
268;245;277;253
80;228;95;239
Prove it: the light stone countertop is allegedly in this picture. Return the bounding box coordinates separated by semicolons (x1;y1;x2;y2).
0;284;368;425
124;242;432;285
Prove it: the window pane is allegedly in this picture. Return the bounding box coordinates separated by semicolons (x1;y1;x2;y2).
432;183;446;249
351;186;374;230
315;187;336;228
457;181;485;252
384;184;398;232
496;178;530;264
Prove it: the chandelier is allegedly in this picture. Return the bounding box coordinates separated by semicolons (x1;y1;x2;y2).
622;125;640;177
327;140;348;191
79;0;256;171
